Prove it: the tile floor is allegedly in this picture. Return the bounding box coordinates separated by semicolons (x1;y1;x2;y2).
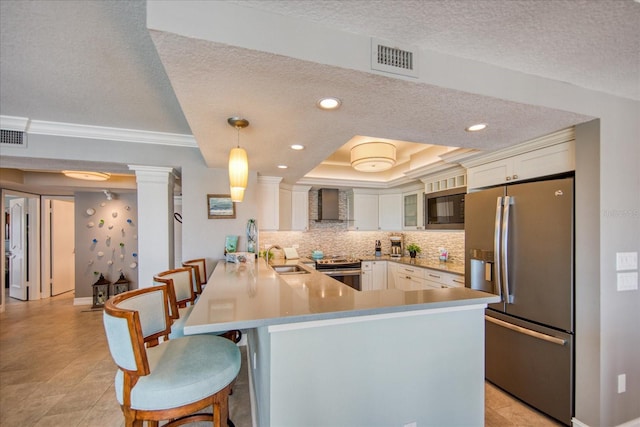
1;290;563;426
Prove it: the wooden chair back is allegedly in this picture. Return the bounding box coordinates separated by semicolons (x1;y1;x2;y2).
183;258;208;290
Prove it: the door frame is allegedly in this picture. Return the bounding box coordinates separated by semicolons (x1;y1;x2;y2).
1;189;41;311
41;196;75;298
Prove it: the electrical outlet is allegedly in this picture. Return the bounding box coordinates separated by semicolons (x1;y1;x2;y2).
617;272;638;291
616;252;638;271
292;244;299;248
618;374;626;393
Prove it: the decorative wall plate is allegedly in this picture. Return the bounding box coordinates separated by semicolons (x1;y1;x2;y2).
129;262;137;269
87;222;95;228
86;208;95;216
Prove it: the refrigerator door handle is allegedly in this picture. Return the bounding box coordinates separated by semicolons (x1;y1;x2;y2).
494;197;503;300
501;196;514;303
485;315;567;346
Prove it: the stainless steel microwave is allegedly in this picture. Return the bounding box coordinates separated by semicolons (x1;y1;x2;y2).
424;188;466;229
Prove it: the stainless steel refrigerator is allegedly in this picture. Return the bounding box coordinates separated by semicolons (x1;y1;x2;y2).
465;176;574;425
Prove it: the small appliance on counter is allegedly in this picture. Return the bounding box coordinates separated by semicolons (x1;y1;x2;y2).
375;240;381;257
390;235;403;257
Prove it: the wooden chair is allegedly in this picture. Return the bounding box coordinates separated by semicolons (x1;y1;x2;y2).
102;284;240;427
153;267;197;339
182;258;208;294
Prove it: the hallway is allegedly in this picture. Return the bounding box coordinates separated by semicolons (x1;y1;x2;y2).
0;291;561;426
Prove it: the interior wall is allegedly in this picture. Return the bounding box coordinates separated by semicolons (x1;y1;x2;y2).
74;192;138;299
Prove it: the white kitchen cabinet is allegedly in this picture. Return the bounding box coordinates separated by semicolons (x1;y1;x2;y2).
402;190;424;230
378;193;402;230
257;176;282;231
347;190;379;230
423;269;465;289
387;261;397;289
291;187;311;230
361;261;372;291
361;260;387;291
392;262;465;291
466;139;575;189
371;260;387;290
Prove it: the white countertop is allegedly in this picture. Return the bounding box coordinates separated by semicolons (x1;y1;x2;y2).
184;258;498;334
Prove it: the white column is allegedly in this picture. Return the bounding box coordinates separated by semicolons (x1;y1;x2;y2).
129;165;176;288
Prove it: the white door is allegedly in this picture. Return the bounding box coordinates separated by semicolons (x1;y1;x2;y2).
9;198;27;300
51;199;75;295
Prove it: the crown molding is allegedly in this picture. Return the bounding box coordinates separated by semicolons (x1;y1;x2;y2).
0;115;197;147
460;127;575;168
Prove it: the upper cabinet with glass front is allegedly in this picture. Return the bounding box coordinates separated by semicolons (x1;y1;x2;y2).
403;190;424;230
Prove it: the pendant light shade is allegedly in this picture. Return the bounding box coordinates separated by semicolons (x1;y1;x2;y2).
229;186;246;203
227;117;250;202
350;142;396;172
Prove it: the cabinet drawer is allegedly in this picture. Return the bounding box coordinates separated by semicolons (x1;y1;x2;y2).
397;265;425;279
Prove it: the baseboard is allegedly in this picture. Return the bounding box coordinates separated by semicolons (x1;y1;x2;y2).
573;416;640;427
73;297;93;306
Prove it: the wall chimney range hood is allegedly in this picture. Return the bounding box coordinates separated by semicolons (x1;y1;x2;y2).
317;188;341;221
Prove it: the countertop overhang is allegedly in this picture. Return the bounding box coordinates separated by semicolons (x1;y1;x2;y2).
184;258;498;335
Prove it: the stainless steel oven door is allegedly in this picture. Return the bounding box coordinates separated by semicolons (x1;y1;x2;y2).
322;270;361;291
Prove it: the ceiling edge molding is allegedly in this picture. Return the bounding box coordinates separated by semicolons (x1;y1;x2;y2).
0;115;30;131
7;117;198;147
460;127;575;168
296;175;417;190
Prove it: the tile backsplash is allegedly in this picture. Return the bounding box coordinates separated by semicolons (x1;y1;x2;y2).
260;189;464;262
260;229;465;263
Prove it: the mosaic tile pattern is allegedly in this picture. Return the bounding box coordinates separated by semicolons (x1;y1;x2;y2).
263;190;465;262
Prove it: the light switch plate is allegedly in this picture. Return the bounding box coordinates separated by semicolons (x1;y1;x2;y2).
616;252;638;271
617;272;638;291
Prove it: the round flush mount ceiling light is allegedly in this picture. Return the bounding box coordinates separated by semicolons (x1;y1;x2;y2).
290;144;305;150
316;97;342;110
63;170;111;181
465;123;488;132
277;165;288;169
350;142;396;172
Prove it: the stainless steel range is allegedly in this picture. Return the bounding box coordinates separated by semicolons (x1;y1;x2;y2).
315;258;362;291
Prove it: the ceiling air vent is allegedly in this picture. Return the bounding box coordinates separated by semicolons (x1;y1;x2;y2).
371;37;419;78
1;129;27;148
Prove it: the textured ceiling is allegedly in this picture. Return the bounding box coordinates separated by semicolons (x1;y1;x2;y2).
1;0;638;194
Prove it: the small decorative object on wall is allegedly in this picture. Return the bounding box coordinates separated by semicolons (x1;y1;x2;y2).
86;208;95;216
208;194;236;219
112;273;130;296
92;273;110;309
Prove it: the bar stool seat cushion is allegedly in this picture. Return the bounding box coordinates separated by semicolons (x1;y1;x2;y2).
114;335;240;411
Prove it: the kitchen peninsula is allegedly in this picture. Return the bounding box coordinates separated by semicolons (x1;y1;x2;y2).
185;258;499;427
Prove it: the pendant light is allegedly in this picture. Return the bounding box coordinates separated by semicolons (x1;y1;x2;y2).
227;117;249;202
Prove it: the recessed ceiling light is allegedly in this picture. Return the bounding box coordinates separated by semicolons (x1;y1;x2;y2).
465;123;488;132
290;144;305;150
317;97;341;110
62;170;111;181
277;165;288;169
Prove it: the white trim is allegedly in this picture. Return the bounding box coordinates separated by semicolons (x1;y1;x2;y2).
0;115;30;131
0;115;196;147
267;304;486;333
73;297;93;306
461;127;575;168
572;417;640;427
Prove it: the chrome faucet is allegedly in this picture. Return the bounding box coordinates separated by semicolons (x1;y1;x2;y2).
265;245;283;264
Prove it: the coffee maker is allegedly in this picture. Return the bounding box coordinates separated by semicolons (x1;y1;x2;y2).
390;235;403;257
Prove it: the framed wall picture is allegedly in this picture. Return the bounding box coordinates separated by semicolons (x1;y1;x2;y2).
207;194;236;219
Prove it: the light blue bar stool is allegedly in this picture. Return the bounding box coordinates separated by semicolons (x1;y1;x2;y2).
102;284;240;427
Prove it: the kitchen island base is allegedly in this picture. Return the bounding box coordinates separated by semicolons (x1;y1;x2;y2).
247;305;486;427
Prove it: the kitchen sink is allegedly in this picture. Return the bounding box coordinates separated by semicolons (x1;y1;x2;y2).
272;265;310;275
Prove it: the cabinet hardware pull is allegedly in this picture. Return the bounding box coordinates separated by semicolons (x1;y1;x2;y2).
428;274;440;278
485;316;566;346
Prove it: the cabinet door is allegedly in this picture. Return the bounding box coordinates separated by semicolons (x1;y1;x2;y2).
371;261;387;290
512;142;575;182
378;194;402;230
387;262;397;289
361;262;373;291
291;190;310;230
402;191;424;230
354;194;379;230
467;159;512;189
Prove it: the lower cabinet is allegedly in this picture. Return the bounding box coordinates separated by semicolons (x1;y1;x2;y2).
392;262;465;291
361;260;387;291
